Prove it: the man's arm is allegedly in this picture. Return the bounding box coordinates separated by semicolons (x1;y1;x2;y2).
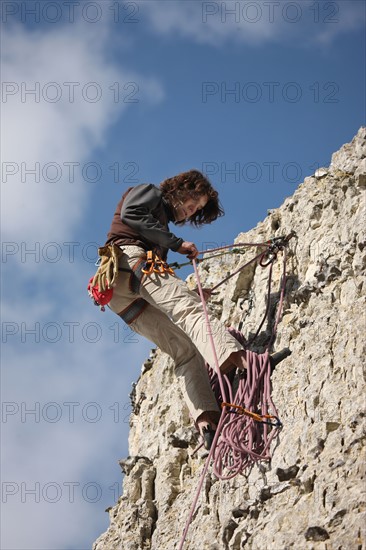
121;184;183;251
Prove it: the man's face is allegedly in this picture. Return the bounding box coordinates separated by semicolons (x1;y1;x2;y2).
174;194;208;222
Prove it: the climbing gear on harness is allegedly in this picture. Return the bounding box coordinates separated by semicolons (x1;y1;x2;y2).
118;257;147;294
142;251;175;276
141;250;155;275
87;277;114;312
92;244;123;292
87;244;123;311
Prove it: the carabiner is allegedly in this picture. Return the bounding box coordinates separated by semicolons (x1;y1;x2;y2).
141;251;155;275
221;402;282;428
259;250;277;267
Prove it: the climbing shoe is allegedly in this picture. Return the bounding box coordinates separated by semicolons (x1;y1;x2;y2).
270;348;292;372
202;425;216;450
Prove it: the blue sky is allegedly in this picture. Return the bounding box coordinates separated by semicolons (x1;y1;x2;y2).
1;1;365;548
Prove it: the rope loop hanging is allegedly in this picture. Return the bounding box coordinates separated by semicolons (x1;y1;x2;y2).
177;232;295;549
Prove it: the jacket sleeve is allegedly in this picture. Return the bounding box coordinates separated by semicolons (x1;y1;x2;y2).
121;184;183;251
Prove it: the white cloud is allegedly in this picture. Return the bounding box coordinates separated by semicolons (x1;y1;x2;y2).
139;0;365;47
1;21;164;244
1;20;158;550
1;316;151;549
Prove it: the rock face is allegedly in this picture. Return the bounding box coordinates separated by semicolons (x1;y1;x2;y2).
93;128;366;550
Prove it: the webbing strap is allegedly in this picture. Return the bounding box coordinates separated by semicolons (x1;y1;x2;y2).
131;258;147;294
117;298;148;325
117;257;148;324
118;258;146;294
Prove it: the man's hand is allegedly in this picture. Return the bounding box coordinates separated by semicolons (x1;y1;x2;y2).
177;241;199;259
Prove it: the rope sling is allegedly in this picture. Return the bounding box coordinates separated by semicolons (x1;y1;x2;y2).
177;232;295;549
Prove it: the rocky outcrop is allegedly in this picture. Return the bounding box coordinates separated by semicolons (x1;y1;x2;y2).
93;128;366;550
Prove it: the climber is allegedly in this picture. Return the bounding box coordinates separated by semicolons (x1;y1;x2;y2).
90;169;258;450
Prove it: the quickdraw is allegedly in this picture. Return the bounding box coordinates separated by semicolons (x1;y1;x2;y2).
142;250;175;276
260;231;296;267
221;402;282;428
169;248;245;271
169;232;296;291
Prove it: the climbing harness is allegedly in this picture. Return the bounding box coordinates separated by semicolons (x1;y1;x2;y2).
116;251;175;324
178;232;295;550
88;248;175;318
117;256;151;323
117;297;149;325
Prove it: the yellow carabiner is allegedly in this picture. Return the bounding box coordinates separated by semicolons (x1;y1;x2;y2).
142;251;155;275
162;262;175;276
153;256;165;274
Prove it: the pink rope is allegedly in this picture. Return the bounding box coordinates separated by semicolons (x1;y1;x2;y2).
269;247;287;346
192;259;228;404
209;249;288;479
196;241;269;255
212;350;281;480
177;259;228;550
177;245;289;549
177;412;227;550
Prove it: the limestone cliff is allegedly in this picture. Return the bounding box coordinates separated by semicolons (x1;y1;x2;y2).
93;128;366;550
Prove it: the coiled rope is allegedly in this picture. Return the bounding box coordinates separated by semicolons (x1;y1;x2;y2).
177;234;293;549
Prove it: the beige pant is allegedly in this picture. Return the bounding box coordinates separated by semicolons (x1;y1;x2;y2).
109;246;242;422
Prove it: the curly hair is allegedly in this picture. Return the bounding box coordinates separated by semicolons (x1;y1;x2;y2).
159;169;224;226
